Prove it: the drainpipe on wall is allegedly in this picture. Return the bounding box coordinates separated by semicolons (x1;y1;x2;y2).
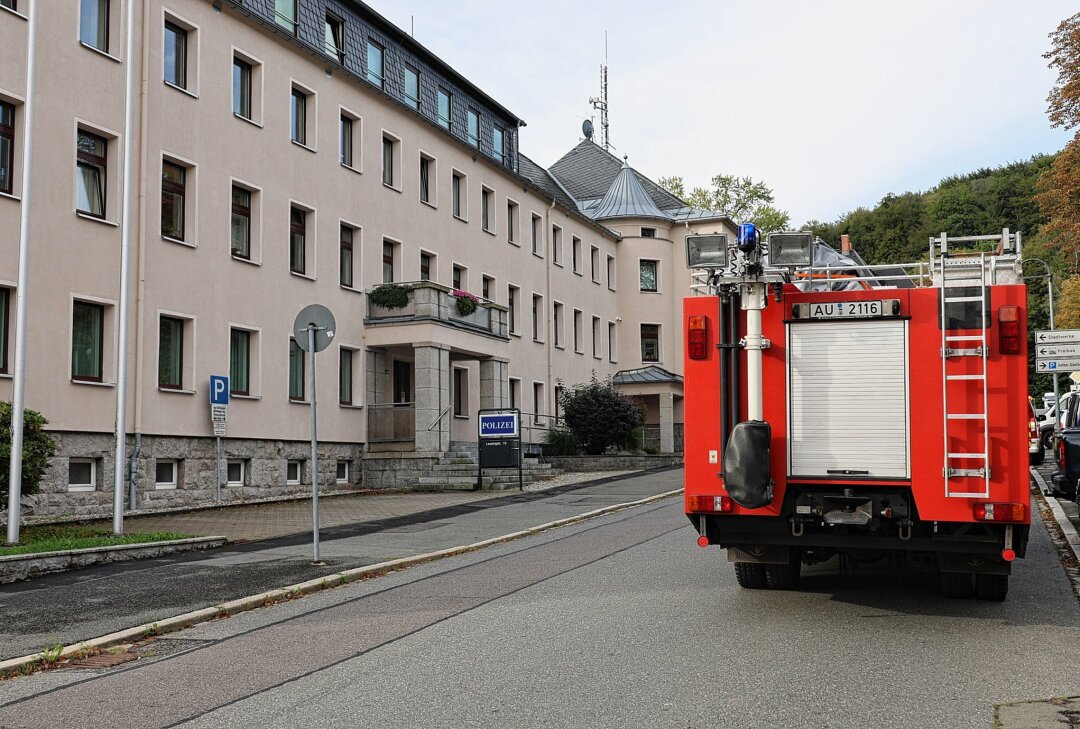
546;197;556;425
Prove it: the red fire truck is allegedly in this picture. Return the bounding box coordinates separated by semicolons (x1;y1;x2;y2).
683;227;1029;600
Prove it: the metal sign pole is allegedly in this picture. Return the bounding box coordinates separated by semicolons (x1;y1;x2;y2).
215;435;222;503
309;325;321;564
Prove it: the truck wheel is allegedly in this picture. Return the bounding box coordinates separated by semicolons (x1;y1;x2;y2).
940;572;973;598
764;555;801;590
975;573;1009;601
734;562;768;589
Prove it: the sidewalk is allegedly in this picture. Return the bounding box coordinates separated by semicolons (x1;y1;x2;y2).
0;467;683;661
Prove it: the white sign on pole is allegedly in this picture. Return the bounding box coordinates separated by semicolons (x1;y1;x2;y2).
1035;329;1080;345
1036;343;1080;360
1036;358;1080;373
211;404;227;422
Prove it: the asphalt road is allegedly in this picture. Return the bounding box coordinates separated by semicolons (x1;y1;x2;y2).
1;493;1079;728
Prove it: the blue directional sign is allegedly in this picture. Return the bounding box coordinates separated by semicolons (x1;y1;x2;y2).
479;412;519;439
209;375;230;406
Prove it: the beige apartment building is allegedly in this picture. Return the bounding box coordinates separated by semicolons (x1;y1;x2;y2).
0;0;734;517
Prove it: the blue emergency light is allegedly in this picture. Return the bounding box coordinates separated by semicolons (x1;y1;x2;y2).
737;223;758;253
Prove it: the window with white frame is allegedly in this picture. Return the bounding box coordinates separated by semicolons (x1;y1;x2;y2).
452;171;466;219
531;215;542;256
367;42;384;88
509;377;520;410
274;0;297;34
419;153;435;205
232;53;257;121
290;85;310;146
0;101;14;196
227;459;246;486
640;259;659;292
573;309;583;354
608;322;617;362
0;287;9;375
404;66;420;110
231;183;254;259
467;108;479;148
230;327;252;396
532;294;543;342
641;324;661;363
508;285;518;335
607;254;616;290
286;459;302;484
158;315;186;390
155;459;179;489
76;129;108;219
336;460;350;483
324;13;345;64
339;346;355;406
160;157;191;242
453;367;468;416
289;338;305;400
591;245;600;283
71;300;105;382
437;88;451;130
289;205;310;275
80;0;111;52
382;134;400;188
163;19;190;92
340;223;356;288
482;187;494;232
507;200;518;244
552;225;562;265
572;237;582;274
532;381;544;423
68;458;97;492
592;316;601;358
553;302;564;347
340;111;357;169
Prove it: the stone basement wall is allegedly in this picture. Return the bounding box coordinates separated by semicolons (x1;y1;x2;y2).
545;454;683;472
9;432;364;521
360;452;441;490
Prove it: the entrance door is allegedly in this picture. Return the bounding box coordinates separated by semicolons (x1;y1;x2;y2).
393;359;412;404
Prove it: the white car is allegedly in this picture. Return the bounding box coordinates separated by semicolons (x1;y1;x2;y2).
1040;391;1078;449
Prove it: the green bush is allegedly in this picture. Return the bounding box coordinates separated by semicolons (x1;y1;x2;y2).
557;375;644;456
453;290;479;316
0;402;58;502
369;283;410;310
543;427;581;456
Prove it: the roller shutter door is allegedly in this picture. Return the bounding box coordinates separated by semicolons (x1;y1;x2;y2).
788;319;909;478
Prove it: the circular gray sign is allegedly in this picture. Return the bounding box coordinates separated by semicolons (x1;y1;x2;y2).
293;305;337;353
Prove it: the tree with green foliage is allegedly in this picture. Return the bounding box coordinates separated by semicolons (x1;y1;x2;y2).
0;403;58;503
659;174;791;235
556;375;643;456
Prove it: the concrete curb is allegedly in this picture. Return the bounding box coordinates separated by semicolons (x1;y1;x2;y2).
1032;467;1080;564
0;487;683;678
0;536;228;585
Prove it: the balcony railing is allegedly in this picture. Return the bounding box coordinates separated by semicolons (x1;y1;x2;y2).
366;281;509;338
367;402;416;443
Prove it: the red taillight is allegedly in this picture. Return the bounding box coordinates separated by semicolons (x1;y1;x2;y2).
973;502;1026;522
999;306;1020;354
688;494;733;513
1060;437;1066;466
1029;418;1037;437
688;315;708;360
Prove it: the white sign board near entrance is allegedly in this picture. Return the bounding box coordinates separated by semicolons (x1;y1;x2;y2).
479;412;519;439
1035;329;1080;345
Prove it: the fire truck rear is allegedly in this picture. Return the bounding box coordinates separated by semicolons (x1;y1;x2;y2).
683;227;1030;600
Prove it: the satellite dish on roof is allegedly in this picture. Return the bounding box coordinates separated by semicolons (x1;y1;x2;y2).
582;119;594;140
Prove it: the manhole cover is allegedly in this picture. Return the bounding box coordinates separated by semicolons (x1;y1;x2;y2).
64;652;138;669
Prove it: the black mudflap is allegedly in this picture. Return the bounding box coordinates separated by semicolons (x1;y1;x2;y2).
723;420;773;509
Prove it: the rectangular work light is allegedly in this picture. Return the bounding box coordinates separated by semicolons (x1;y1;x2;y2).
768;232;815;268
686;234;729;269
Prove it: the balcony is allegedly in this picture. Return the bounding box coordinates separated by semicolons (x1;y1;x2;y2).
365;281;509;340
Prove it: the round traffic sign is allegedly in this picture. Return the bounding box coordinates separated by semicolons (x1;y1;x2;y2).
293;305;336;353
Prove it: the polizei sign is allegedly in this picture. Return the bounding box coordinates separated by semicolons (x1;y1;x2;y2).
479;412;519;438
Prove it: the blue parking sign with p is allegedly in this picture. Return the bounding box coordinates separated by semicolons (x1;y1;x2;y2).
210;375;230;405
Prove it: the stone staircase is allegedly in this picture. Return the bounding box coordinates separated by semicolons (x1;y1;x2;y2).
417;442;561;491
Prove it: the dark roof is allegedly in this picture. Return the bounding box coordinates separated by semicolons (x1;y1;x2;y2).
591;160;670;221
613;366;684;385
549;140;686;211
517;154;619;239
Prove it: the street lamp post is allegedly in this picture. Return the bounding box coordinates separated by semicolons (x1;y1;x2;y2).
1023;258;1057;441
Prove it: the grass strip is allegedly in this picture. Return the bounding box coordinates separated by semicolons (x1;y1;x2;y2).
0;524;193;557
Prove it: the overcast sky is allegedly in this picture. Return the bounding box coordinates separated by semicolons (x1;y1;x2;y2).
378;1;1075;225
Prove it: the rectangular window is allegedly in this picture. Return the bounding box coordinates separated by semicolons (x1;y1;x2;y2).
339;347;353;405
493;127;506;165
274;0;296;33
572;237;581;274
608;322;617;363
0;101;13;195
71;301;104;381
420;252;432;281
533;382;544;422
507;201;517;244
158;316;184;389
231;185;251;258
76;130;107;218
232;58;252;119
68;459;96;492
467;109;480;148
404;66;420;110
437;88;451;130
367;43;384;88
509;378;520;410
532;294;542;341
0;288;8;374
452;265;463;291
0;1;14;10
286;459;301;484
553;302;563;347
80;0;109;51
336;460;350;483
641;227;656;238
227;460;245;486
324;14;344;64
289;338;305;400
340;115;353;167
591;246;600;283
382;136;395;187
573;310;583;353
339;224;354;287
453;367;466;416
289;207;307;275
290;88;307;145
641;324;660;363
155;460;178;489
163;22;187;89
592;316;601;358
508;285;518;335
419;155;432;204
482;275;492;300
452;172;464;218
531;215;541;256
552;226;562;265
230;328;250;395
160;160;186;240
482;188;493;232
382;240;395;283
607;254;616;290
639;260;658;292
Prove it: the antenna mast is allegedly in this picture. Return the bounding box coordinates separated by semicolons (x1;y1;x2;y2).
589;32;610;151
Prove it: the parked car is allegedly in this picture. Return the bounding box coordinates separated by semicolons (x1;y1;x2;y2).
1040;391;1078;450
1030;400;1044;466
1053;394;1080;500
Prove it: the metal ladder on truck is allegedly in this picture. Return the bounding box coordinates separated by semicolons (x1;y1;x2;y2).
934;232;992;498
